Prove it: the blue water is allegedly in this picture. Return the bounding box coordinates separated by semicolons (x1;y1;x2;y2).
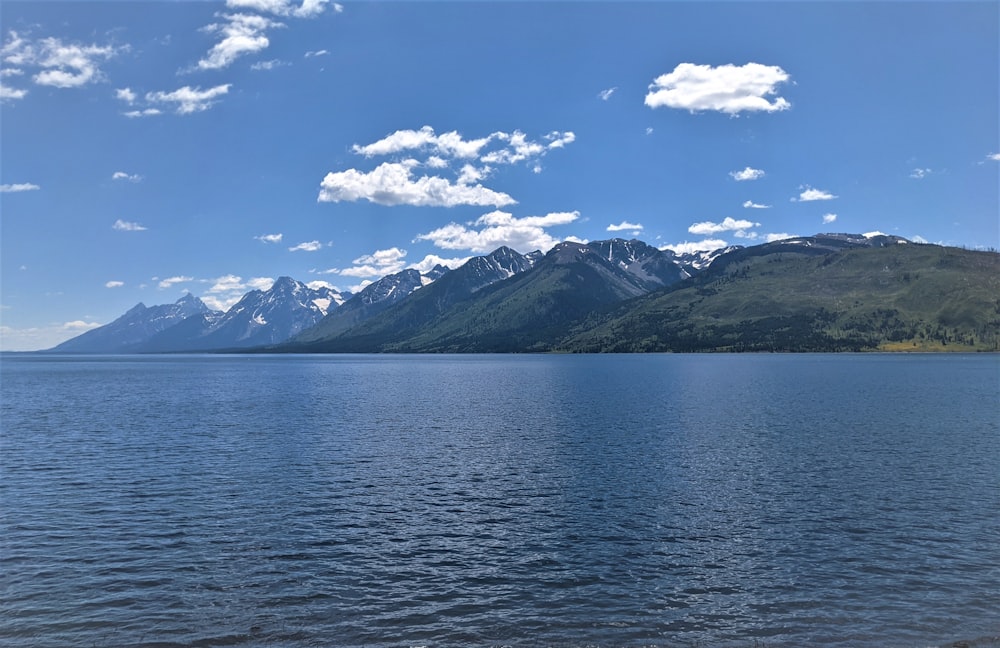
1;353;998;647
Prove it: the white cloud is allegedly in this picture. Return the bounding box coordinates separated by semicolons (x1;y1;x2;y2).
415;210;581;254
289;240;322;252
112;171;142;183
250;58;289;71
793;186;837;202
407;253;470;273
123;108;163;118
0;182;40;192
226;0;333;18
3;34;119;89
63;320;102;331
200;274;275;311
105;281;125;288
645;127;654;135
0;68;23;76
116;87;137;104
607;221;644;232
766;232;797;242
197;13;280;71
113;219;147;231
730;166;765;181
911;235;929;244
987;153;1000;161
688;217;760;235
318;160;516;207
645;62;791;115
158;276;193;289
145;84;231;114
863;231;886;238
598;87;617;101
660;239;729;255
304;49;329;57
331;246;409;278
353;125;496;159
822;213;838;224
909;168;933;179
544;130;576;149
306;279;336;291
742;200;770;209
0;83;27;101
255;233;283;243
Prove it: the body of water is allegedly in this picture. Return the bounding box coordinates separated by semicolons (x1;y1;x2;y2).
1;353;998;647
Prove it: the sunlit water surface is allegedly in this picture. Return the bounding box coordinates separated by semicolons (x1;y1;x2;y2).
1;353;998;647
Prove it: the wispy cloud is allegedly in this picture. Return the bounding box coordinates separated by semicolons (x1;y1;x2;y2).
598;87;617;101
145;84;232;114
645;62;791;115
742;200;770;209
730;166;765;181
201;274;274;311
198;13;281;71
289;240;322;252
304;49;329;57
250;58;289;71
987;153;1000;162
226;0;335;18
909;168;933;179
822;213;838;224
0;83;27;101
415;210;582;254
112;171;142;183
255;233;283;243
607;221;644;233
688;217;760;235
0;182;40;192
1;32;120;91
158;276;193;289
792;186;837;202
113;219;147;231
105;280;125;288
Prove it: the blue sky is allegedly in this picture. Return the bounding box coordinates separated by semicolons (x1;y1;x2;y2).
1;1;998;351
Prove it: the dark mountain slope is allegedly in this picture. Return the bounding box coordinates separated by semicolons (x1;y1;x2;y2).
559;242;1000;352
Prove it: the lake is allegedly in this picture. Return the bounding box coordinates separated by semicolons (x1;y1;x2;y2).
1;353;998;647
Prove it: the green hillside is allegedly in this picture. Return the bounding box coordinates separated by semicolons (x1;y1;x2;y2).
559;243;1000;352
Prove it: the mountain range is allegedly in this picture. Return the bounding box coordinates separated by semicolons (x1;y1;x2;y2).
49;234;1000;354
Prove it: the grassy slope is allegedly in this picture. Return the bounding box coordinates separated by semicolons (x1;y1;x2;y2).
559;244;1000;352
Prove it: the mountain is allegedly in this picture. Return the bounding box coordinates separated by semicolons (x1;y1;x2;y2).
49;293;216;353
290;239;688;352
137;276;348;351
289;266;446;344
559;236;1000;352
289;247;536;348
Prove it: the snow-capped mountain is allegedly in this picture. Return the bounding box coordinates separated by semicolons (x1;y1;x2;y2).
49;293;215;353
139;277;350;351
672;246;744;276
588;238;689;289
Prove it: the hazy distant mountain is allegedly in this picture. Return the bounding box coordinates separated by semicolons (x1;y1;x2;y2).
137;277;348;351
49;293;215;353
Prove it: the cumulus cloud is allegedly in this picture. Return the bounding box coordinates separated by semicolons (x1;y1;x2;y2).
407;253;469;273
607;221;644;233
0;182;40;192
318;160;516;207
112;171;142;182
687;217;760;235
742;200;770;209
113;219;147;231
333;247;409;277
822;213;838;224
660;239;729;255
226;0;334;18
322;126;574;208
415;210;581;254
201;274;275;311
198;13;281;70
645;62;791;115
105;280;125;288
792;186;837;202
116;87;137;104
289;240;322;252
158;276;193;289
1;33;119;90
0;83;27;101
730;166;765;181
987;153;1000;161
144;84;232;114
598;87;617;101
255;233;283;243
